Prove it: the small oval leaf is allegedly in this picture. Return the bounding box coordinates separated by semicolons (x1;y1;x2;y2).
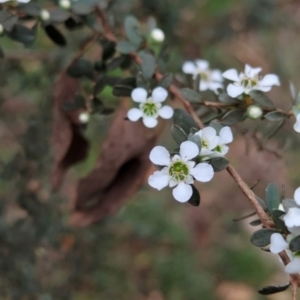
251;228;279;247
258;282;290;295
266;183;281;213
171;125;188;145
180;88;202;103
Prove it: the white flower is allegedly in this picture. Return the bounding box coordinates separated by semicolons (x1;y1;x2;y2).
0;24;3;35
285;257;300;274
79;112;89;124
0;0;31;2
246;105;263;120
270;233;288;254
127;87;173;128
59;0;71;9
148;141;214;202
40;9;50;21
150;28;165;42
293;114;300;133
212;126;233;157
294;187;300;205
222;64;280;98
283;207;300;228
182;59;223;92
195;127;219;156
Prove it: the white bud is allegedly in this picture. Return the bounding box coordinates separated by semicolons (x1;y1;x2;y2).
150;28;165;42
40;9;50;21
79;112;90;124
0;24;3;35
247;105;263;120
59;0;71;10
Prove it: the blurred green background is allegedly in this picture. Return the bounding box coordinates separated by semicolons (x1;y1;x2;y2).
1;0;300;299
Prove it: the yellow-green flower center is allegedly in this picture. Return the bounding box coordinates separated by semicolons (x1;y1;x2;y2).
215;145;222;152
140;100;159;117
202;140;208;148
169;161;189;182
241;77;258;89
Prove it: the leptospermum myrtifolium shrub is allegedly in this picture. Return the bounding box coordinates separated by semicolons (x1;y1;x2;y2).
2;0;300;297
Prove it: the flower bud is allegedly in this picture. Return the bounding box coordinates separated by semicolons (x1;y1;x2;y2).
150;28;165;43
0;24;4;36
79;112;90;124
40;9;50;21
59;0;71;10
246;105;263;120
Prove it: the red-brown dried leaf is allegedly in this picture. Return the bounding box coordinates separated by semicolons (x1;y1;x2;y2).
69;102;161;227
52;73;89;191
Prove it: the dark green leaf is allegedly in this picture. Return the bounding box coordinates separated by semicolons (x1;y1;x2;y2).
2;15;18;32
188;185;200;206
136;72;148;90
116;41;138;54
180;88;201;103
113;85;133;97
218;93;239;104
282;198;299;211
19;3;41;17
289;235;300;252
44;25;66;47
106;55;126;71
159;73;173;89
251;228;279;247
190;127;199;135
208;157;229;172
256;196;267;210
50;9;70;23
173;108;199;134
67;59;94;79
272;210;287;231
264;111;287;122
0;46;4;59
101;40;116;61
118;77;136;88
91;97;103;113
249;90;275;108
188;134;202;152
193;74;201;91
221;109;244;126
141;53;156;79
171;125;188;145
258;283;290;295
266;183;281;213
71;3;94;15
101;107;115;115
64;17;84;30
249;219;262;226
94;76;108;96
124;15;143;45
7;24;36;46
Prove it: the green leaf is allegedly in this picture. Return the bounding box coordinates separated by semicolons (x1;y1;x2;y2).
258;283;290;295
124;16;143;45
0;46;4;59
101;40;116;61
188;134;202;152
159;73;173;89
249;90;275;108
180;88;201;103
106;55;126;71
173;108;199;134
266;183;281;213
136;72;148;90
171;125;188;145
94;76;108;96
289;235;300;252
296;92;300;106
221;109;244;126
218;93;239;104
71;3;94;15
193;74;201;91
44;25;66;47
256;196;267;210
50;9;70;23
67;59;94;79
264;111;287;122
113;85;133;97
116;41;138;54
272;210;287;231
7;24;36;46
251;228;279;247
141;53;156;79
2;15;18;32
282;198;299;211
188;185;200;207
208;157;229;172
91;97;104;113
19;3;41;17
249;219;262;226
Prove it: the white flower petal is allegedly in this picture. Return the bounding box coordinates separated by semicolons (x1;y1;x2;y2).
257;86;271;92
169;179;177;187
219;126;233;144
199;81;209;91
294;187;300;205
201;127;217;141
127;108;143;121
131;87;148;103
208;82;223;92
288;227;300;236
190;163;214;182
172;182;192;202
294;115;300;133
152;87;168;103
171;154;181;162
148;171;169;190
149;146;170;166
283;208;300;228
222;69;240;82
184;175;194;184
211;70;223;82
18;0;31;2
270;233;288;254
260;74;280;87
195;59;209;71
182;61;196;74
179;141;199;161
227;83;244;98
213;145;229;156
158;105;173;119
285;257;300;274
143;117;158;128
209;136;219;150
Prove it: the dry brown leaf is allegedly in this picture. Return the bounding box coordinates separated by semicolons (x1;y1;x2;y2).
51;73;89;191
69;101;161;227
